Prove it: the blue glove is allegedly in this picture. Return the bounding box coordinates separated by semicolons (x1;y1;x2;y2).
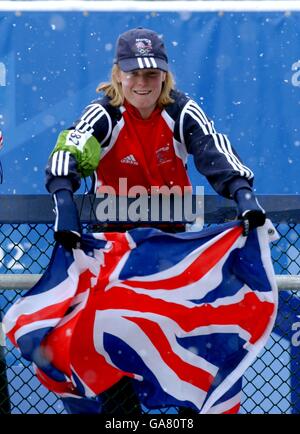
235;188;266;236
53;189;82;250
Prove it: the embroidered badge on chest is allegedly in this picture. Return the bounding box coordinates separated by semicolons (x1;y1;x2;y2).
156;145;172;165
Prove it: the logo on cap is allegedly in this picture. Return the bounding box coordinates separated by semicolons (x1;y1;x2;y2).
116;27;169;72
135;38;153;56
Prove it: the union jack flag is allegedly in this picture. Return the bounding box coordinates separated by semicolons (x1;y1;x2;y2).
3;220;278;414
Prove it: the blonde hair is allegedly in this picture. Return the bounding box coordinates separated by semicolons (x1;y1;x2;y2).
96;64;175;107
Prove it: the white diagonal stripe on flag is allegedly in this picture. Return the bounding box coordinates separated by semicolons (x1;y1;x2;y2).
15;319;61;343
204;392;241;414
94;312;208;408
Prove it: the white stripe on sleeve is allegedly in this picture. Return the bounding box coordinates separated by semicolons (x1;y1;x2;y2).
63;151;70;176
56;151;65;176
190;101;216;133
182;100;253;180
186;109;209;135
81;105;100;123
78;104;112;144
51;151;58;176
223;135;254;179
216;134;244;175
188;102;207;125
76;105;105;132
189;103;215;134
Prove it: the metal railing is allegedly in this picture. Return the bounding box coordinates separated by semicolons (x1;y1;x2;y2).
1;274;300;290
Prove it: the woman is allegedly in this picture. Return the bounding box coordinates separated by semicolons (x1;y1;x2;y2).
45;27;265;413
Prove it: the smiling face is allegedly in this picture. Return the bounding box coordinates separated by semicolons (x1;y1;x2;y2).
116;68;166;119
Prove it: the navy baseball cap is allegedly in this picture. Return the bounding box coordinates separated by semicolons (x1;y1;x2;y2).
115;27;168;72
